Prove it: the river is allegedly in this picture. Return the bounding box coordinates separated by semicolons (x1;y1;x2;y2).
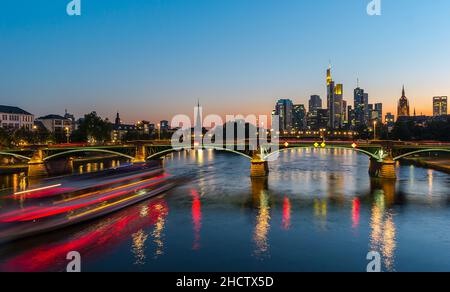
0;148;449;272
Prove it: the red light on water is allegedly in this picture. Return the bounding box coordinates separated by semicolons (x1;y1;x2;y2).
0;199;169;272
282;197;291;230
191;189;202;250
352;198;360;229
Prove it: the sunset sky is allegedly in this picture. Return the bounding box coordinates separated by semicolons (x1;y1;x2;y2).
1;0;450;123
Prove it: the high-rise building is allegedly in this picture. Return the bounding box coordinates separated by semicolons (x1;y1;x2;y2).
363;93;369;122
433;96;448;116
333;84;344;128
274;99;294;133
309;95;322;114
354;87;369;127
347;105;355;128
326;66;344;129
342;100;348;125
316;109;330;130
327;66;334;128
368;103;383;123
293;104;306;131
374;103;383;122
307;95;322;130
195;100;203;129
397;86;410;118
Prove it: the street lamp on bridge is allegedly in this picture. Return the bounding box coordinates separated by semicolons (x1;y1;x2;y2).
65;127;71;144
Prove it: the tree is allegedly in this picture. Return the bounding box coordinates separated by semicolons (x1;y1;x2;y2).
72;112;112;144
0;127;12;148
391;117;450;141
391;120;414;140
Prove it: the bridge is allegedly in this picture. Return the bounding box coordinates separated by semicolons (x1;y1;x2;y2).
1;140;450;180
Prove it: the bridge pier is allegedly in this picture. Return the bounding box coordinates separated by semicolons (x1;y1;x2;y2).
28;149;48;177
250;154;269;177
369;157;397;180
133;144;147;163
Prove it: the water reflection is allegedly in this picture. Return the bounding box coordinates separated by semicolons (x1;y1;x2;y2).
282;197;291;230
191;189;202;250
152;201;168;258
314;199;327;229
352;198;360;229
0;198;168;272
0;173;28;195
251;178;271;259
131;229;148;265
369;180;397;272
1;149;449;271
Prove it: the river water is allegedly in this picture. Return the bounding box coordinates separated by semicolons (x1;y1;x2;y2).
0;149;449;272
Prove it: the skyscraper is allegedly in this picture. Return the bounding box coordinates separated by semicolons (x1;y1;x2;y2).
354;87;369;127
347;105;355;128
195;100;202;129
333;84;344;128
326;66;344;129
293;104;306;131
274;99;294;133
342;100;348;125
397;86;410;118
307;95;322;130
327;66;334;128
309;95;322;114
374;103;383;122
433;96;448;116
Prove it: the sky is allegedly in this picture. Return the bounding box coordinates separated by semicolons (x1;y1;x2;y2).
1;0;450;124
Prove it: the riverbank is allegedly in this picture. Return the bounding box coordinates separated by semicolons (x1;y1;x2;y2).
0;155;127;175
403;157;450;174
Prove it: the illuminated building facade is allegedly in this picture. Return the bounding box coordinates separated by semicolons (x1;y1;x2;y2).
274;99;294;133
293;104;307;131
385;112;395;132
326;67;344;129
354;87;369;127
433;96;447;116
0;105;34;130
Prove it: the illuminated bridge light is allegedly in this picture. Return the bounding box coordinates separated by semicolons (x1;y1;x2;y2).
321;142;326;148
314;142;319;148
284;142;289;148
352;143;357;148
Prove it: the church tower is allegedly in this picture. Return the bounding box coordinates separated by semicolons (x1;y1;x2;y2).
115;112;121;125
397;86;410;118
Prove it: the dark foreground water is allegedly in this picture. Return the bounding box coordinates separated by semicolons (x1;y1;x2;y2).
0;149;449;272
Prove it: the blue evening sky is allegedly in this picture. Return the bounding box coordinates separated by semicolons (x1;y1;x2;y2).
1;0;450;122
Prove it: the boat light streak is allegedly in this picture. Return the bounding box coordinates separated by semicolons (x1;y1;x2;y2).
13;184;62;196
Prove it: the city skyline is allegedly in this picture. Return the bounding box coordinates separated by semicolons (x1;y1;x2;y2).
2;0;450;123
1;64;445;130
